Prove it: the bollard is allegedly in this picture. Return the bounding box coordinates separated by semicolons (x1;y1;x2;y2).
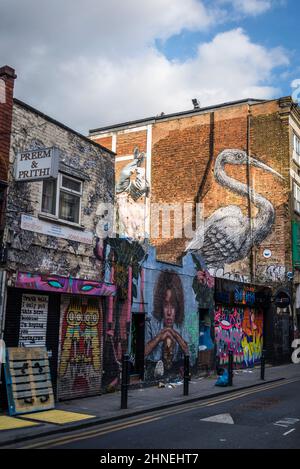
228;350;233;386
121;353;130;409
261;349;266;381
183;354;190;396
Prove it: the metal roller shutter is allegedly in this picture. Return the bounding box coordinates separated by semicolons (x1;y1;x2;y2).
57;294;103;400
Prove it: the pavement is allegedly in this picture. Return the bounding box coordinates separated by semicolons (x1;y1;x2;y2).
0;362;300;447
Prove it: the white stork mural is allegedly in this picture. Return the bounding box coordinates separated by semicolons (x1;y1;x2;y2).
186;149;284;274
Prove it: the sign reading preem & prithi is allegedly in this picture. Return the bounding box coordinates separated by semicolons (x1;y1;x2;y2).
14;147;59;181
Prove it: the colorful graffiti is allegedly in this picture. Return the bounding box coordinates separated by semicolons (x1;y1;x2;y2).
102;238;147;390
16;272;116;296
214;305;263;367
241;308;264;367
58;296;102;399
182;310;199;366
145;270;188;379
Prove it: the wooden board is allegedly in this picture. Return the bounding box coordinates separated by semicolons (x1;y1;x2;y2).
4;347;55;416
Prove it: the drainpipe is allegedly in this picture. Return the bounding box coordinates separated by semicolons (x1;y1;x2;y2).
247;106;255;284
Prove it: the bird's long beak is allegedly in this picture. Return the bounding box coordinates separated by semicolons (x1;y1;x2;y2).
249;157;284;180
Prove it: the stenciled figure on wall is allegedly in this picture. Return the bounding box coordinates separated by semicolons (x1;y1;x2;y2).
116;147;150;240
145;271;188;380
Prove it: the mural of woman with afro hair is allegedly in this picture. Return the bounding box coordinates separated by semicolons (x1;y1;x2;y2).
145;270;188;379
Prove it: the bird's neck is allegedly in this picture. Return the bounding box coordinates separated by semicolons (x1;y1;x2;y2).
215;162;275;244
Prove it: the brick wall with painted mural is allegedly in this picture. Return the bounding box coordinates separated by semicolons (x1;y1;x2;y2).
92;98;294;287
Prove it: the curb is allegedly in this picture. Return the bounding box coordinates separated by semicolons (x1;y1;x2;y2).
0;377;285;447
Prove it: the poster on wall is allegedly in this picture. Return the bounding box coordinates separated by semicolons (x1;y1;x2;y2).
4;347;55;415
57;295;103;400
18;294;48;347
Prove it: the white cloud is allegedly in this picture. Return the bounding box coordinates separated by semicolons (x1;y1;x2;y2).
56;29;288;131
0;0;288;133
219;0;274;15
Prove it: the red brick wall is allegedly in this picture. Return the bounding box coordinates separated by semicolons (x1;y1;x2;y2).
92;100;291;283
93;136;113;151
0;66;16;183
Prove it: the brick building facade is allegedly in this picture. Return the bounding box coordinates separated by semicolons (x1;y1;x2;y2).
90;97;300;366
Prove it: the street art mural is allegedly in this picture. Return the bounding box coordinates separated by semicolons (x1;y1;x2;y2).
145;270;188;379
101;238;148;390
116;147;150;240
57;296;103;399
214;305;263;367
191;254;215;369
187;149;284;275
16;272;116;296
129;247;215;382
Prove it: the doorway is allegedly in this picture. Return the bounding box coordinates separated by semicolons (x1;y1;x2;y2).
131;313;145;379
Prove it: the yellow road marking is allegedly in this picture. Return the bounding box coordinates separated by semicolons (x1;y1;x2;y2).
20;409;96;425
18;376;300;449
0;416;40;431
22;415;162;449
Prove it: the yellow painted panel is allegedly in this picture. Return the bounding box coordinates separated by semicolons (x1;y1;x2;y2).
21;410;96;425
0;415;39;431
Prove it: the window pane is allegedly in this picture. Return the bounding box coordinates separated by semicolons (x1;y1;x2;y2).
294;134;300;156
61;176;81;193
42;180;57;215
59;191;80;223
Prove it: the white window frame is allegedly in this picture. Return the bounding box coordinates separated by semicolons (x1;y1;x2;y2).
41;173;83;226
293;133;300;166
294;182;300;215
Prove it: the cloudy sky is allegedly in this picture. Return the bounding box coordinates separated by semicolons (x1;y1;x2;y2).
0;0;298;133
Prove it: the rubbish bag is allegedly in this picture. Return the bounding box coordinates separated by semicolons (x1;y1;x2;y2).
215;368;229;387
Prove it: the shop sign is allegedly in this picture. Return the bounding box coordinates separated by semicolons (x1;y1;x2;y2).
234;286;256;306
18;294;48;347
21;214;94;244
14;147;59;181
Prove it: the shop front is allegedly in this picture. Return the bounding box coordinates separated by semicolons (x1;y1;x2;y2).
3;272;116;402
214;278;271;368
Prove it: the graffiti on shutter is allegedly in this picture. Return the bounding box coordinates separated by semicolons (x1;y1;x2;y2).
57;295;103;400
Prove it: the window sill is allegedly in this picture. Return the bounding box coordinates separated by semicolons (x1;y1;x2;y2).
38;213;85;231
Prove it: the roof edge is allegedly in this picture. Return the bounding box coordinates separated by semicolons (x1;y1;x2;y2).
89;98;267;135
13;98;116;157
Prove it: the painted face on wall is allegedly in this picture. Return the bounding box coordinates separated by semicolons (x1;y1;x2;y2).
163;289;176;328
